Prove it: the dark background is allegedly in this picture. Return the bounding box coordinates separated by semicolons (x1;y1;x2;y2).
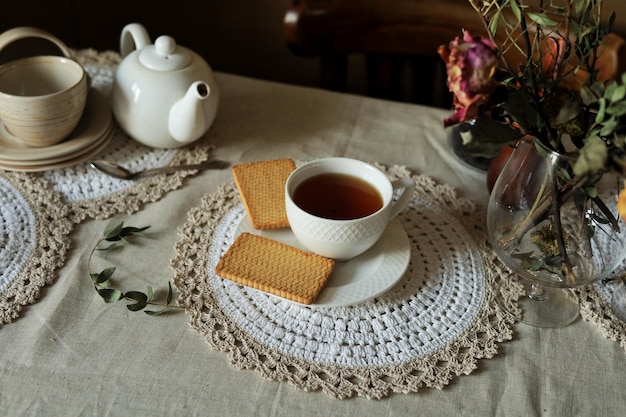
2;1;626;101
1;1;323;89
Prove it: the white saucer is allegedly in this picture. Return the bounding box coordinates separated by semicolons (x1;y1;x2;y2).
236;216;411;308
0;89;112;163
0;122;114;172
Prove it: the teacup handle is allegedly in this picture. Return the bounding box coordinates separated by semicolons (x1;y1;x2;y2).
0;26;72;58
389;177;416;219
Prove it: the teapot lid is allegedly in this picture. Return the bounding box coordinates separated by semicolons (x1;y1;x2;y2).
138;35;191;71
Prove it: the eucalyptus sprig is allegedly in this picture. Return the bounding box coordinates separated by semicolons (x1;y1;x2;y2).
87;222;179;315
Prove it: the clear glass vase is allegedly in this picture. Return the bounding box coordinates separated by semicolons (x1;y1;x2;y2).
487;137;626;327
446;120;492;171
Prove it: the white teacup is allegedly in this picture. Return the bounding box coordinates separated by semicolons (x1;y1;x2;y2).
0;27;88;147
285;157;415;260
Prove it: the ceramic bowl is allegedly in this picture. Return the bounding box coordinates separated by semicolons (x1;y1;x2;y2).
0;55;88;147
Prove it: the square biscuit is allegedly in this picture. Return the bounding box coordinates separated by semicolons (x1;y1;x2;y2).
215;233;335;305
232;159;296;230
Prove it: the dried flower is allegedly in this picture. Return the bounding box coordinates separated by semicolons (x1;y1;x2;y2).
438;31;499;127
440;0;626;171
447;1;626;282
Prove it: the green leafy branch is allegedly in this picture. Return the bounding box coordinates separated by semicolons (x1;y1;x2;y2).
87;222;179;315
576;72;626;175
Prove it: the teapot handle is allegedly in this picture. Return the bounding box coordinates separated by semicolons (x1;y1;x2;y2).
120;23;151;58
0;26;72;58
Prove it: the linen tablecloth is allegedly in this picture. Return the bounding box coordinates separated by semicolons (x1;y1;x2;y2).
0;50;625;416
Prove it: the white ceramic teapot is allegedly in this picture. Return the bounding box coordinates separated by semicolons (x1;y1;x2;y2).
111;23;219;148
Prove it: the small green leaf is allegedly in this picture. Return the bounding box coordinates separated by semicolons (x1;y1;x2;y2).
600;117;618;137
125;291;148;311
574;137;608;175
558;166;572;181
96;241;125;251
509;0;521;22
97;288;123;303
595;98;607;123
604;81;618;100
146;286;154;303
606;101;626;117
587;187;598;199
488;13;500;36
611;84;626;102
553;100;579;126
580;85;598;105
103;222;124;240
119;226;150;238
591;82;605;98
527;12;558;27
144;309;166;316
127;302;147;312
95;267;116;284
528;259;545;272
166;282;173;305
574;0;585;15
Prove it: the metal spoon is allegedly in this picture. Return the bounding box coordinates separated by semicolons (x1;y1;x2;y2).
90;159;228;180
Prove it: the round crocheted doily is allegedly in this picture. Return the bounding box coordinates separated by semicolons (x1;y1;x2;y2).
39;126;215;222
0;172;73;325
578;273;626;352
172;165;516;399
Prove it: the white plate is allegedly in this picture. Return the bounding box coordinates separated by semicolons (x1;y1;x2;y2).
0;89;112;162
0;123;114;172
236;216;411;308
0;121;114;167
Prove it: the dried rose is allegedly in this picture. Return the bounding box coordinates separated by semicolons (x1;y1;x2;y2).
438;31;498;127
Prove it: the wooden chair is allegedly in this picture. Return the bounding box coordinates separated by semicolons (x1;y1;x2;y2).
283;0;485;107
283;0;626;107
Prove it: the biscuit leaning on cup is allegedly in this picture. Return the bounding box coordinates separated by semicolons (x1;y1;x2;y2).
0;27;88;147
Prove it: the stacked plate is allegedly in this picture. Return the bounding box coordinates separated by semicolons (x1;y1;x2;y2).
0;89;114;172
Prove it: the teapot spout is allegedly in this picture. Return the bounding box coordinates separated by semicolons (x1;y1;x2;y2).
168;81;211;144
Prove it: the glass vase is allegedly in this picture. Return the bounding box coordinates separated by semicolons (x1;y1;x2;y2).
487;137;626;327
446;120;492;171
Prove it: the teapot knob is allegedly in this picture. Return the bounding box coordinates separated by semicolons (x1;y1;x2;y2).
137;34;191;71
155;35;176;56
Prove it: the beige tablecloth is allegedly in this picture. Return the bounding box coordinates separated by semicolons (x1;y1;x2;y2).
0;51;625;416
